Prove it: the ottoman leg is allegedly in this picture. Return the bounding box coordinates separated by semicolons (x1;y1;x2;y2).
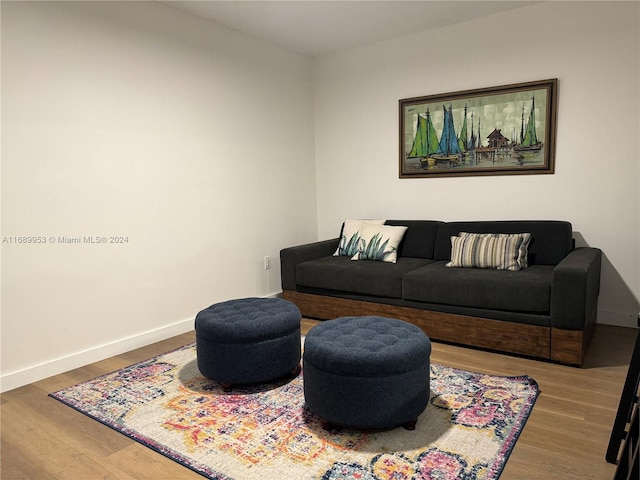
219;382;233;393
321;417;417;432
320;419;338;431
402;418;418;431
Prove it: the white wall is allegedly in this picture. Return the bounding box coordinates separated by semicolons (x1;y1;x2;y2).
313;2;639;327
1;1;318;391
2;1;639;392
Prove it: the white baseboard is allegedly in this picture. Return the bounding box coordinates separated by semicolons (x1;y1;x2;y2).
1;294;285;393
1;317;194;393
597;309;639;328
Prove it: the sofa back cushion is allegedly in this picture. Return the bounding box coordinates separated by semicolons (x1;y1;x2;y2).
385;220;443;259
434;221;573;266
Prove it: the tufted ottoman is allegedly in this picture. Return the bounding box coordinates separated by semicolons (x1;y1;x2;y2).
195;297;301;391
303;316;431;430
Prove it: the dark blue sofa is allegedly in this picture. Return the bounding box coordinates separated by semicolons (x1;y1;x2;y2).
280;220;601;366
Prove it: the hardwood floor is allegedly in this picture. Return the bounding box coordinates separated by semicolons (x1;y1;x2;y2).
1;321;636;479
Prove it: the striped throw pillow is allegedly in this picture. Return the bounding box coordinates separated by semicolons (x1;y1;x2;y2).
446;232;532;271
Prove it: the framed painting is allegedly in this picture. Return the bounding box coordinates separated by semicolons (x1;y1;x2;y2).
399;79;558;178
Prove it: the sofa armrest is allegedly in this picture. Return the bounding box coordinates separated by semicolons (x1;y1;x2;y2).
550;247;602;330
280;238;339;291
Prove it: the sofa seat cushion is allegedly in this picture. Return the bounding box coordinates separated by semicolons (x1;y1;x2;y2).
403;261;553;313
296;256;433;298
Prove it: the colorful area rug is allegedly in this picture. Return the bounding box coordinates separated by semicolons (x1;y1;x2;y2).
50;343;539;480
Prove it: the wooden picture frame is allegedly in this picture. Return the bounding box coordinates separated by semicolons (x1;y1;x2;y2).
399;79;558;178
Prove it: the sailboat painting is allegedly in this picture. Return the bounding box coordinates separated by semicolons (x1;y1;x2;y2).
400;79;558;178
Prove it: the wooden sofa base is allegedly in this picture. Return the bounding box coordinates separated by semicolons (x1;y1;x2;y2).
283;290;587;366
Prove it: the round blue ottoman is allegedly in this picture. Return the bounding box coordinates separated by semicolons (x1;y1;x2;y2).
195;297;301;391
303;316;431;430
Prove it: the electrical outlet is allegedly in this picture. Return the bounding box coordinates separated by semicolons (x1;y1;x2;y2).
264;255;271;270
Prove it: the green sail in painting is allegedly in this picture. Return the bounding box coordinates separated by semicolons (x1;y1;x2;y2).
457;105;468;153
408;110;439;158
516;96;542;152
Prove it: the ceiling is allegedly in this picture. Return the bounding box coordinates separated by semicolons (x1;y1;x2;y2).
163;1;538;57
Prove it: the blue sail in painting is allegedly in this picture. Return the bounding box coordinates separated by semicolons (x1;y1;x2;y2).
429;105;461;166
437;106;461;156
